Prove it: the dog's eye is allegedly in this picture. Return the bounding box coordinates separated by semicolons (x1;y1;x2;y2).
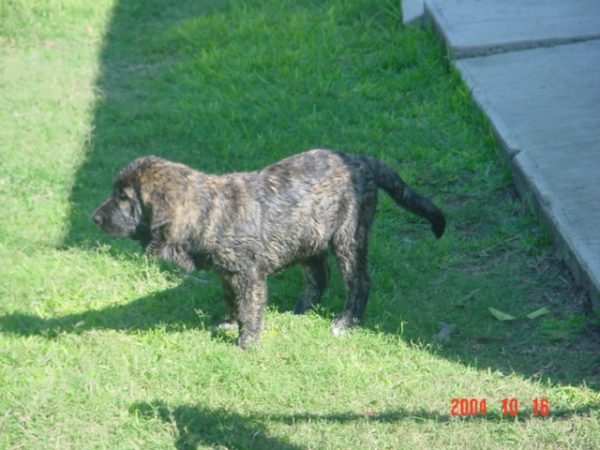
116;193;129;202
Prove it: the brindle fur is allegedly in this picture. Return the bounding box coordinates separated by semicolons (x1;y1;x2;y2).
93;149;445;349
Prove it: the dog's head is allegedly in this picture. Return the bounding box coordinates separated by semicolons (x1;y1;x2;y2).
92;156;176;247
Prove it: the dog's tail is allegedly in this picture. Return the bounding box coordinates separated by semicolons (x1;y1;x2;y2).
364;156;446;238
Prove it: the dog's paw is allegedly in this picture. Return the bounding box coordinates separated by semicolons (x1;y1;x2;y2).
238;329;262;350
292;301;312;315
331;314;358;337
211;319;239;346
212;319;238;331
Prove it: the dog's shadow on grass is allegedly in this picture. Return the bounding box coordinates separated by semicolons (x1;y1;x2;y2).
0;267;308;340
0;276;226;338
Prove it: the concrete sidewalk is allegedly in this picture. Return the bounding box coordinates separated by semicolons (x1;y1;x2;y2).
402;0;600;305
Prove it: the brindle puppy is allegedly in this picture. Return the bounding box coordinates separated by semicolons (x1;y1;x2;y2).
93;149;445;349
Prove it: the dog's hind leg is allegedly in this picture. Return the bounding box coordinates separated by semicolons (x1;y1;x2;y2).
293;254;330;315
331;240;371;336
330;193;376;336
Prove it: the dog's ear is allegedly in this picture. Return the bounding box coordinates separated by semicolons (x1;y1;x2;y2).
141;183;174;231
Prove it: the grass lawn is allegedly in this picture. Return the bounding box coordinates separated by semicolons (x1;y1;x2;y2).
1;0;599;448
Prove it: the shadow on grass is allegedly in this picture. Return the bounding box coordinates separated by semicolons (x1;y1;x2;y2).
0;277;223;337
2;278;599;389
130;400;305;450
129;399;600;449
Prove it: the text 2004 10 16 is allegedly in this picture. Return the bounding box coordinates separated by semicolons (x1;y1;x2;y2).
451;398;550;417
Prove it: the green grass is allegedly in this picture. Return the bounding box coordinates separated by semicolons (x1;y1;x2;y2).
1;0;600;448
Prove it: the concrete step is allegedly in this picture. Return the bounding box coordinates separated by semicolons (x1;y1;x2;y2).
404;0;600;304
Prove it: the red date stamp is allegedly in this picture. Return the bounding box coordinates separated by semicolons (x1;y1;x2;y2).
450;398;550;417
451;398;488;416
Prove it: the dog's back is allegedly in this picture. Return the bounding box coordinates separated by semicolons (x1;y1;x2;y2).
251;149;444;239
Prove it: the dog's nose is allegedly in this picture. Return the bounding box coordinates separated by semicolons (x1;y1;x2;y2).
92;211;103;225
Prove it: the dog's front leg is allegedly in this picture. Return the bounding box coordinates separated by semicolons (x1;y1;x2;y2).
229;273;268;349
213;276;239;332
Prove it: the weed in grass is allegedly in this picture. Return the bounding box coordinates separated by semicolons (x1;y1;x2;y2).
1;0;600;448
